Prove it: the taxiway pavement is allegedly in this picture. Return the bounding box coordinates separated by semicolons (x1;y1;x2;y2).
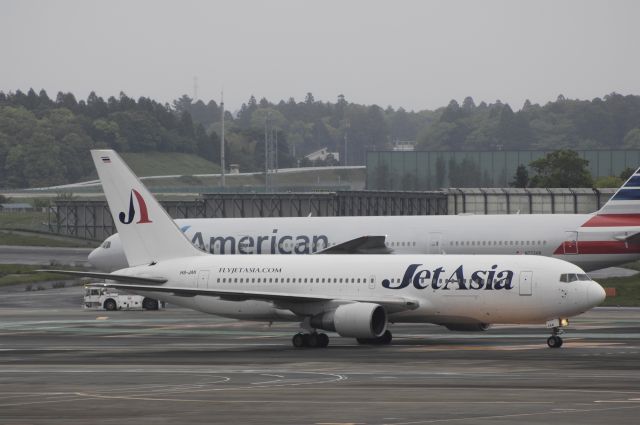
0;245;93;266
0;287;639;424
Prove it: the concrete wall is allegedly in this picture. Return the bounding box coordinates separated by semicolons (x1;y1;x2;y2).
447;188;616;215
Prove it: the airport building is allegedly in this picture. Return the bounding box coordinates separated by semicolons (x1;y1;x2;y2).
366;150;640;190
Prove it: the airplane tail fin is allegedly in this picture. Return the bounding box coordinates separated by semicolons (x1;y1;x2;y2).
581;166;640;227
595;166;640;215
91;150;206;267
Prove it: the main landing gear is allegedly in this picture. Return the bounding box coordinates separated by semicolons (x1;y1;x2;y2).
292;332;330;348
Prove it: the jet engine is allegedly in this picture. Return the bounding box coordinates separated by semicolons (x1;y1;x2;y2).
310;302;387;338
443;323;491;332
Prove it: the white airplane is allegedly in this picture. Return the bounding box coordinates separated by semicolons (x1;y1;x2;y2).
43;149;606;349
89;168;640;273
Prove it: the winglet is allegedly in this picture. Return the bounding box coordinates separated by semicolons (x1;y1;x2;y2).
315;235;392;254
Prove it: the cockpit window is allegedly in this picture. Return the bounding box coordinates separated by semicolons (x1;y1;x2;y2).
102;241;111;249
560;273;591;282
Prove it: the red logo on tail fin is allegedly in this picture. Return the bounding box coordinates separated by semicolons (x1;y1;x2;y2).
118;189;153;224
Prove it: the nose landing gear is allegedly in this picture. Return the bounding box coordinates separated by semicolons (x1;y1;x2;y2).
546;318;568;348
547;327;564;348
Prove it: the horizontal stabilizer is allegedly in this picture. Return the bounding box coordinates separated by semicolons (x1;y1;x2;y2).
614;232;640;245
38;269;167;285
316;235;391;254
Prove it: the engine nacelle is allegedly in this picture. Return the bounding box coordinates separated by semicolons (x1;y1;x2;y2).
310;302;387;338
443;323;491;332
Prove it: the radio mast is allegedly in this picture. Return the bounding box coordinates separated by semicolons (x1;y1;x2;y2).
220;90;225;188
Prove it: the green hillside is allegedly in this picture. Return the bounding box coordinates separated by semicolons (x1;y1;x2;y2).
121;152;220;177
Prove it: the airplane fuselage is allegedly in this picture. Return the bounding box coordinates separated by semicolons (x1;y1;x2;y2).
119;254;604;326
91;213;640;272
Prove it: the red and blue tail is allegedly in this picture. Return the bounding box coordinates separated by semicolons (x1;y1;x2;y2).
582;167;640;227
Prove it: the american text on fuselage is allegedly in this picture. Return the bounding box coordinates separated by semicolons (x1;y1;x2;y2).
191;229;329;254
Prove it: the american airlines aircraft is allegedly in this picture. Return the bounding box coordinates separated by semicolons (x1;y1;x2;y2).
89;169;640;273
43;150;606;349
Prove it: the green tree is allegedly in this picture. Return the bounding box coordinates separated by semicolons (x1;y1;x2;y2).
510;164;529;188
620;167;635;181
529;150;592;188
594;175;623;188
623;128;640;148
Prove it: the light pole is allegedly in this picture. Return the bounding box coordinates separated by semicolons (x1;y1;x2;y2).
220;91;225;189
264;112;269;190
344;119;350;166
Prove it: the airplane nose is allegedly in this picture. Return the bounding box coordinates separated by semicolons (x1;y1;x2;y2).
587;281;606;307
88;247;101;268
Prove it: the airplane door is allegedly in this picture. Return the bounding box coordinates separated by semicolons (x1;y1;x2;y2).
519;271;532;296
197;270;210;288
563;231;578;255
427;232;443;254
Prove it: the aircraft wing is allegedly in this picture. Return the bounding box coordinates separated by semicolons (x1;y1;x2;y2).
315;235;392;254
41;268;418;312
38;269;168;285
87;281;419;312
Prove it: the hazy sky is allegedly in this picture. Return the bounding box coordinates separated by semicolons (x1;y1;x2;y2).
2;0;639;112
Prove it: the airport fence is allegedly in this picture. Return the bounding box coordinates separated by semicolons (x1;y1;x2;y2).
46;188;616;241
